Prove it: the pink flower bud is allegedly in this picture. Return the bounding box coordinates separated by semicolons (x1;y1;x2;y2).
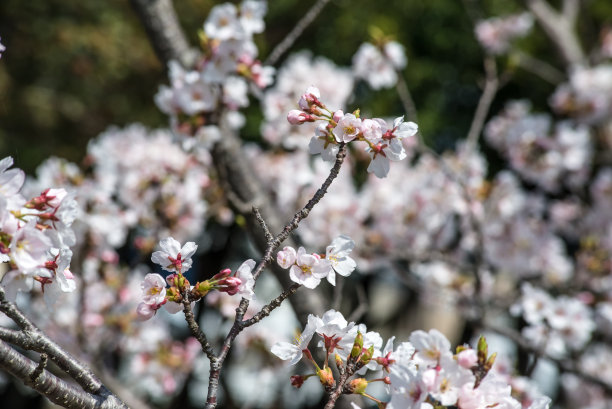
333;110;344;123
457;349;478;369
287;110;313;125
212;268;232;280
219;276;242;295
298;86;321;110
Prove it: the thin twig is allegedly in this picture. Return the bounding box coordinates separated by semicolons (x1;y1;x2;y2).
253;206;274;244
395;69;418;123
515;50;565;84
466;57;499;151
242;284;301;328
29;353;48;384
264;0;332;66
347;284;368;323
182;295;215;361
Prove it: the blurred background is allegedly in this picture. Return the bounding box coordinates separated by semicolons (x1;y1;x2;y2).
4;0;610;173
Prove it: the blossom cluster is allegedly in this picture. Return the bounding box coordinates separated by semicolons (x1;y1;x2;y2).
551;64;612;125
271;310;551;409
484;100;592;192
288;86;418;178
352;40;407;89
277;235;357;288
474;12;534;55
0;157;78;307
261;52;354;148
137;237;256;321
155;0;274;139
260;40;408;149
511;283;595;358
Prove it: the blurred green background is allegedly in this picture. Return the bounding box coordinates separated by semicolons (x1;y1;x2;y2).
0;0;610;173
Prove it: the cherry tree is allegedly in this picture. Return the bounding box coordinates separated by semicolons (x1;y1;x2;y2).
0;0;611;408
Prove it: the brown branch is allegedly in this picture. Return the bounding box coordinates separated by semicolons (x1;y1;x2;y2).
242;284;300;328
562;0;580;24
181;295;215;361
264;0;332;66
253;206;274;245
212;131;329;323
0;339;129;409
130;0;198;68
0;288;123;401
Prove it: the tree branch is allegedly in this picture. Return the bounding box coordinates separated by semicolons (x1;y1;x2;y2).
0;288;128;407
465;57;499;151
0;339;129;409
524;0;586;66
264;0;332;66
130;0;198;68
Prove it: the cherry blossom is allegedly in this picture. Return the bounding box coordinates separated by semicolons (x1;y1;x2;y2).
234;259;256;300
289;247;331;289
271;314;318;365
276;246;297;269
151;237;198;274
323;235;356;285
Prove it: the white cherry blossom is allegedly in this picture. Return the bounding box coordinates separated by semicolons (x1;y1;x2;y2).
151;237;198;274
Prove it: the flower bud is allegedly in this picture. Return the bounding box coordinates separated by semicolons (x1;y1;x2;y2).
166;273;189;290
334;353;343;368
212;268;232;280
298;86;321;111
477;335;488;363
193;280;213;297
317;366;334;388
332;110;344;123
290;375;305;388
218;276;242;295
360;345;374;365
485;352;497;372
348;378;368;395
457;349;478;369
165;286;183;302
351;332;364;358
287;110;314;125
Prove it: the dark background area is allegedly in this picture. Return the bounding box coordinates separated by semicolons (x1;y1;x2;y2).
4;0;610;174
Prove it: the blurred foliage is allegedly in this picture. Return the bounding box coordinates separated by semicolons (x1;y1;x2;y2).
0;0;611;173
